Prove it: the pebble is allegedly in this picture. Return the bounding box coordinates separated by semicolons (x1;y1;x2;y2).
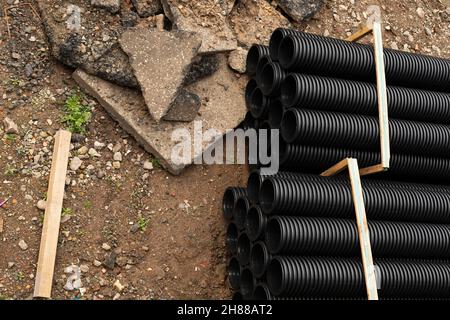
102;243;111;251
97;170;106;179
37;199;47;211
112;161;121;169
113;279;125;292
93;260;102;267
70;157;83;171
228;47;248;74
416;7;425;19
113;152;122;162
94;141;105;149
3;117;19;134
80;264;90;273
112;143;122;153
19;240;28;251
143;160;153;170
12;52;21;60
89;148;101;157
8;262;15;268
78;146;89;155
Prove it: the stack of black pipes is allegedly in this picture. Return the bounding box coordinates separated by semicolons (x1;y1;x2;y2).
224;27;450;300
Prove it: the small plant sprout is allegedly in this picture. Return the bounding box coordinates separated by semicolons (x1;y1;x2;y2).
62;92;91;134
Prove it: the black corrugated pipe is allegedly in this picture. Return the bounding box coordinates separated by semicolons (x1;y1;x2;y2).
240;268;256;298
256;55;272;86
247;169;348;205
234;196;250;230
245;206;267;241
266;216;450;259
245;78;257;109
250;241;271;278
259;177;450;223
260;62;287;97
276;30;450;92
226;222;239;254
249;87;272;119
237;232;252;266
278;142;450;181
267;99;284;129
268;28;335;61
228;256;241;290
241;111;255;131
246;45;270;76
267;256;450;298
280;73;450;124
222;187;247;220
281;108;450;158
248;168;450;195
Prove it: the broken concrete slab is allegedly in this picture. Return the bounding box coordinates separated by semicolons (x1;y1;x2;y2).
83;44;139;88
131;0;163;18
73;55;246;175
163;89;201;122
119;28;202;122
276;0;325;22
229;0;292;47
91;0;121;14
184;54;220;86
161;0;237;54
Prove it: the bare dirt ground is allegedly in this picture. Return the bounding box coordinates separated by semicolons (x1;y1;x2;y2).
0;0;449;300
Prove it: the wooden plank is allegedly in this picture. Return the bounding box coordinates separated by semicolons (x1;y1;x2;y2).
372;21;390;169
347;159;379;300
345;25;372;42
320;158;349;177
0;217;3;234
359;163;387;176
33;130;71;299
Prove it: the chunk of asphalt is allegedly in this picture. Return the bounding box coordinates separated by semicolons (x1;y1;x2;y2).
119;29;202;123
72;55;246;174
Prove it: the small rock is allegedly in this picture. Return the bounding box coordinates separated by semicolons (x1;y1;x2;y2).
12;52;21;60
416;7;425;19
70;157;83;171
94;141;105;149
89;148;101;157
113;152;122;162
113;279;125;292
3;117;19;134
228;47;248;74
80;265;90;273
112;161;121;169
37;199;47;211
78;146;89;155
91;0;121;14
143;160;153;170
130;224;140;233
97;170;106;179
131;0;162;18
112;143;122;153
18;240;28;251
103;251;117;270
424;27;433;36
102;243;111;251
93;260;102;267
8;262;15;268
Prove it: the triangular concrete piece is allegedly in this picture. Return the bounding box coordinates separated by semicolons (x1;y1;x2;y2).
119;29;202;123
73;55;247;175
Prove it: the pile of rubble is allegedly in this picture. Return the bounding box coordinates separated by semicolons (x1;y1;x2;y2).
36;0;324;174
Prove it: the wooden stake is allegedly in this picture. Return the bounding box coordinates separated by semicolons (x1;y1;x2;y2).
33;130;71;299
0;217;3;234
322;158;379;300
